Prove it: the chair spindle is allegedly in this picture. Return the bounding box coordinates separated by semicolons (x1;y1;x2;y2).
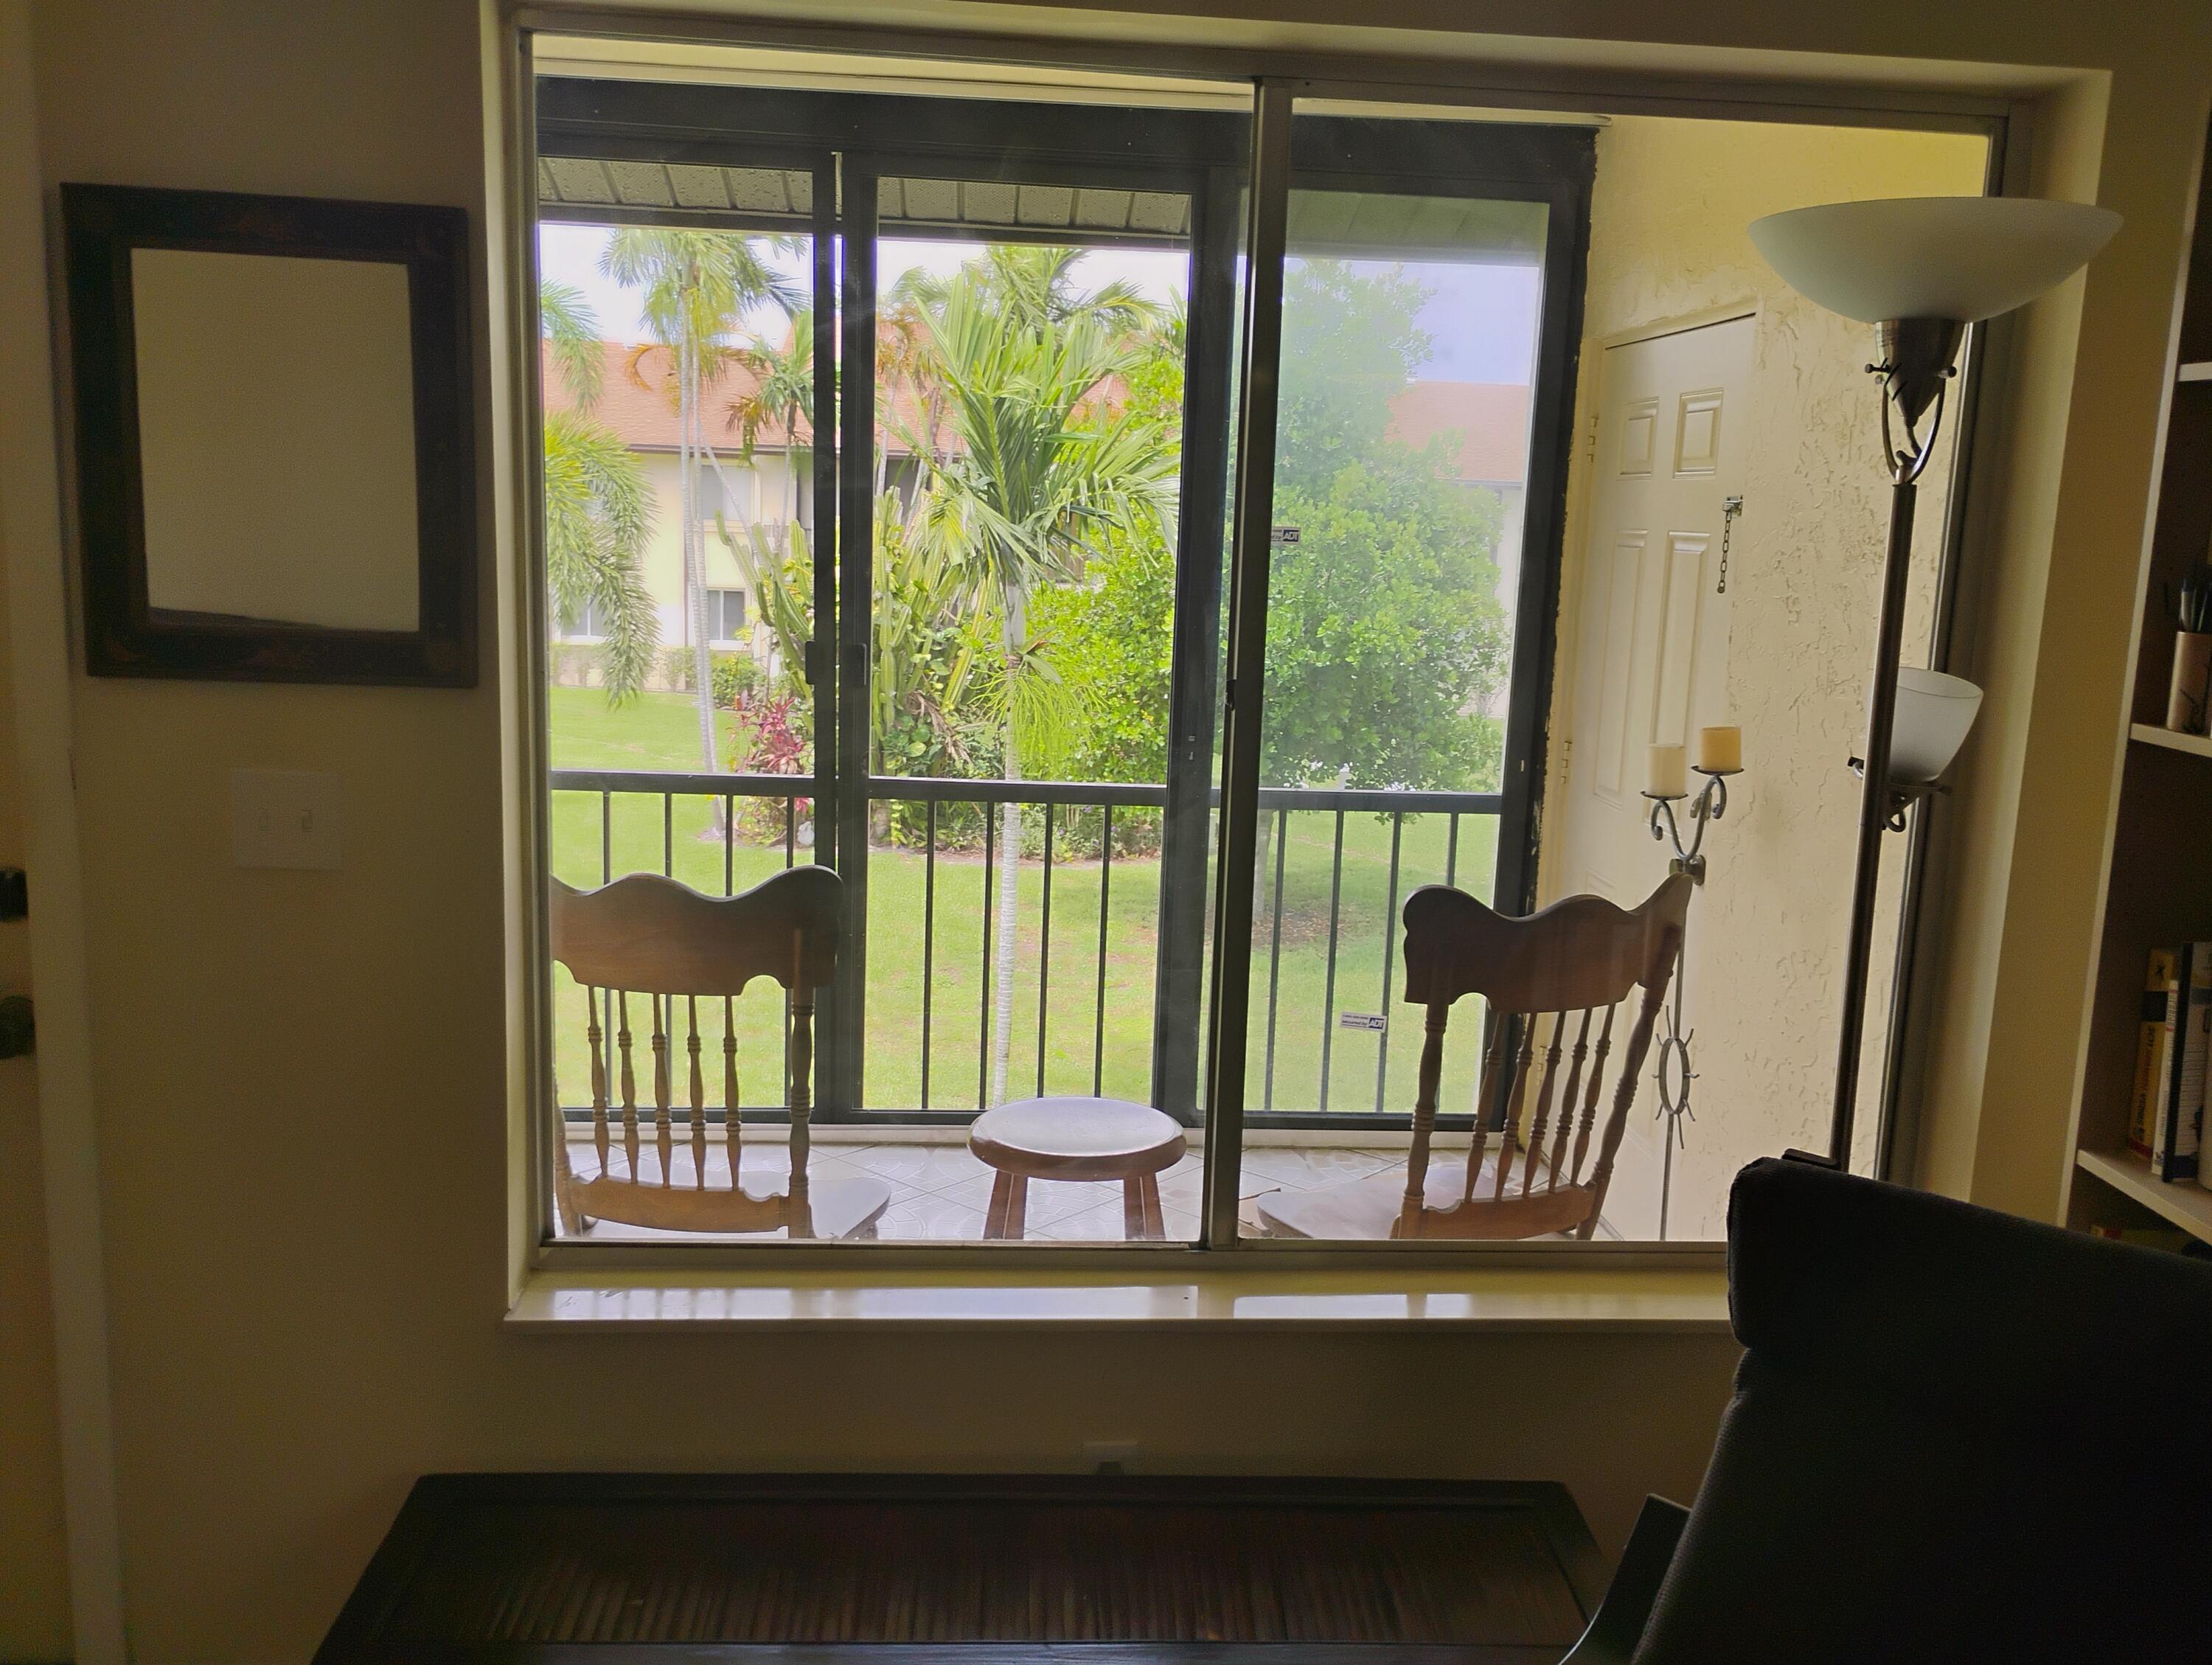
616;989;639;1177
651;993;672;1186
1492;1014;1540;1200
1568;1004;1615;1186
1404;998;1451;1218
1545;1008;1593;1194
686;995;706;1189
722;995;740;1182
1463;1013;1512;1205
586;985;611;1178
787;931;813;1237
1520;1011;1568;1198
1579;979;1671;1240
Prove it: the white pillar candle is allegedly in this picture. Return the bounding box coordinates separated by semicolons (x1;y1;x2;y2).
1696;724;1742;773
1647;743;1688;799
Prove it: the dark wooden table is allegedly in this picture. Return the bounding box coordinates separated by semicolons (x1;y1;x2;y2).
316;1474;1604;1665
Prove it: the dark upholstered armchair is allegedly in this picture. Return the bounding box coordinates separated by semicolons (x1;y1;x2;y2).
1564;1155;2212;1665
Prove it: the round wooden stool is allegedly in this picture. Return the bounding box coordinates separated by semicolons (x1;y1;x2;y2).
967;1096;1186;1240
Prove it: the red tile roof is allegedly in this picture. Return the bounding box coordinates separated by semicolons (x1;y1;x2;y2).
549;341;1530;487
1385;380;1531;486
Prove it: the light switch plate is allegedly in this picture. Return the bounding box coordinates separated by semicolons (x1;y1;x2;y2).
231;769;343;869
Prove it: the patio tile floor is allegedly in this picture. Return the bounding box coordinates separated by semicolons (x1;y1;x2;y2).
564;1135;1419;1242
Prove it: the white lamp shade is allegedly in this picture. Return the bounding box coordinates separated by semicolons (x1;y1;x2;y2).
1748;197;2120;324
1888;668;1983;784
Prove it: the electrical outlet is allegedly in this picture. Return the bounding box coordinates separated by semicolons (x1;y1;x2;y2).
231;770;343;870
1083;1439;1139;1475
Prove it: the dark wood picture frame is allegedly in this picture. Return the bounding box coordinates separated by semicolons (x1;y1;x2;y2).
61;183;477;686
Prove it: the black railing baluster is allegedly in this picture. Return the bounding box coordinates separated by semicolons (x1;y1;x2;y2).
1318;808;1346;1111
1093;803;1113;1096
549;772;1503;1131
978;805;994;1110
1374;810;1405;1115
1263;807;1287;1110
1036;802;1054;1098
922;799;936;1109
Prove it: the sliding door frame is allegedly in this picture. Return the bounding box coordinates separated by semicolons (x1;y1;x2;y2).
524;24;2006;1265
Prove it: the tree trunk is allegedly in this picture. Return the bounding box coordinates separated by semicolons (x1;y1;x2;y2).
988;591;1026;1106
684;333;717;772
1252;805;1275;937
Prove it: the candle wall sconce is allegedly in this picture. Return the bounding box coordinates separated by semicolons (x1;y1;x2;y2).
1638;745;1744;1239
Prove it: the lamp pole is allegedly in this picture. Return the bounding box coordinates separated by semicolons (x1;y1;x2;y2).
1826;317;1961;1164
1747;196;2119;1172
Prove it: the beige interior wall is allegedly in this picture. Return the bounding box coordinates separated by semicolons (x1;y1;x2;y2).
4;0;2209;1661
1540;117;1989;1239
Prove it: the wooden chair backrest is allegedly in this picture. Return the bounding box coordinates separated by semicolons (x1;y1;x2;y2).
549;867;841;1228
1397;873;1692;1240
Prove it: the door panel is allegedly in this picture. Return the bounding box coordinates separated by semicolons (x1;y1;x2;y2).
1559;313;1752;1240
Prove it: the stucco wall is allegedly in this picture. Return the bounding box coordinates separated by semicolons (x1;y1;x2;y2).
1543;117;1989;1239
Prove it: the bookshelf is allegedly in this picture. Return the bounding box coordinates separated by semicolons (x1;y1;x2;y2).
2067;114;2212;1248
2131;720;2212;759
2075;1148;2212;1243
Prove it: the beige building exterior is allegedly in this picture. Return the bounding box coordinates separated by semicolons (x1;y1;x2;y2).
546;336;1534;689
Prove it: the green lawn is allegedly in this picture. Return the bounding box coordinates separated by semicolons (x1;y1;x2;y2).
547;686;1498;1120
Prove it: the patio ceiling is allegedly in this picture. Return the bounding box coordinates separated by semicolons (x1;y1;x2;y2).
535;158;1546;263
536;159;1193;245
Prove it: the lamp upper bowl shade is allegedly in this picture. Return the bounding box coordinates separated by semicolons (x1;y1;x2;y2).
1889;667;1983;784
1747;196;2121;325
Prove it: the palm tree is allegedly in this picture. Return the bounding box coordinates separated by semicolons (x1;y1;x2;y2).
966;244;1161;337
726;310;813;555
603;230;799;769
912;265;1178;1103
539;281;656;701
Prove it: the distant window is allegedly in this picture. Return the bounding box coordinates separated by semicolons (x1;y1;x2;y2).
700;463;754;524
558;596;608;639
706;588;748;644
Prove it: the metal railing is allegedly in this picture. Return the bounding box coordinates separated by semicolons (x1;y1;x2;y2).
549;768;1501;1128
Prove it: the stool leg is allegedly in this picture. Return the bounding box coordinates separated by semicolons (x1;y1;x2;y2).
987;1172;1029;1240
1124;1176;1166;1241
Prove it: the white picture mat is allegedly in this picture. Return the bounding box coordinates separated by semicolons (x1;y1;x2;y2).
130;246;422;631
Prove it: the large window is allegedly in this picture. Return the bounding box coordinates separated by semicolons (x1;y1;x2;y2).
528;38;1987;1252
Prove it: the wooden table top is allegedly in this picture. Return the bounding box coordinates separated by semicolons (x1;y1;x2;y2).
316;1474;1603;1665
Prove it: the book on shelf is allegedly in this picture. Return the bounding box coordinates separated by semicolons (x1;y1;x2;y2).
2151;942;2212;1183
2131;948;2177;1158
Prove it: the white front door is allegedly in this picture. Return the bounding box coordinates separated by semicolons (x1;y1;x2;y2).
1558;313;1752;1238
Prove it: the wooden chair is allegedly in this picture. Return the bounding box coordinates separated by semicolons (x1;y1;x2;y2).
1256;872;1692;1242
550;866;888;1240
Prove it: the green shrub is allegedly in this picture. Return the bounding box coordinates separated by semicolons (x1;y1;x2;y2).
712;651;763;709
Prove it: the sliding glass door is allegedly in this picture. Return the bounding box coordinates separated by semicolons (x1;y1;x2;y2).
535;66;1590;1245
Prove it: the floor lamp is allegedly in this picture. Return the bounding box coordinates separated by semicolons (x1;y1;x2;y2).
1747;195;2121;1167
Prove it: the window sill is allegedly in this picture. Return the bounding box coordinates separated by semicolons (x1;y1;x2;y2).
507;1263;1731;1332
